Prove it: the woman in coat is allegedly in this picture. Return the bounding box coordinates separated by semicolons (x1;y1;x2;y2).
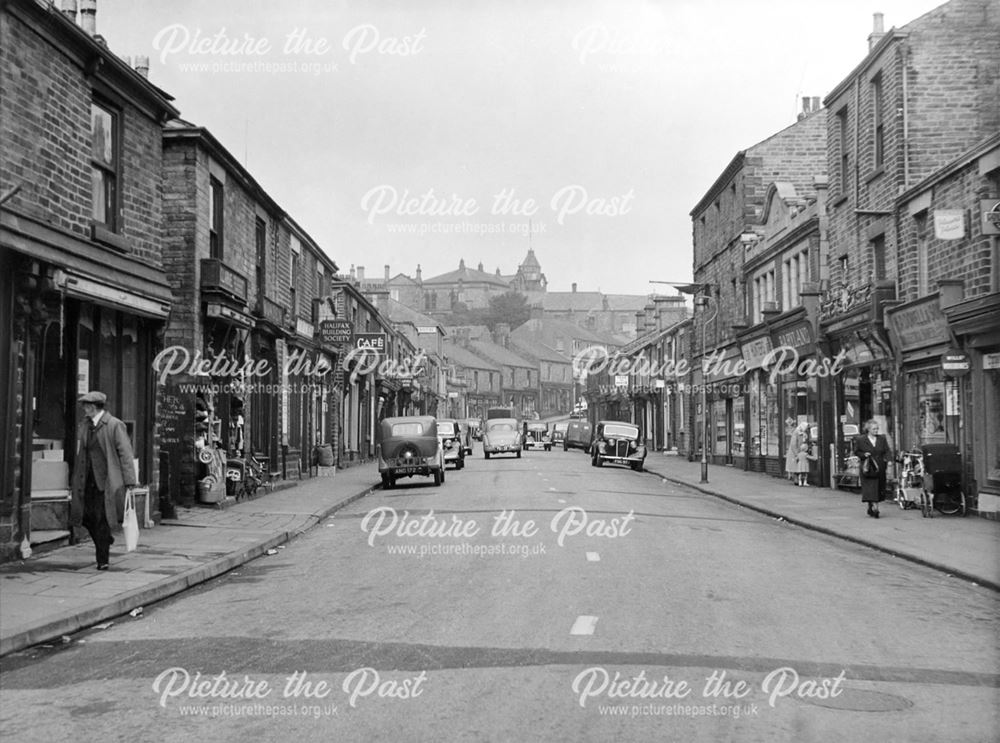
854;418;890;518
785;422;810;482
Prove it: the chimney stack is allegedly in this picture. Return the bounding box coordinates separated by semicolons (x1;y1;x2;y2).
79;0;96;35
811;96;821;113
357;265;365;282
384;264;390;281
572;282;577;293
868;12;885;51
635;310;645;334
415;264;422;282
477;262;483;272
349;264;355;279
60;0;78;24
134;55;150;78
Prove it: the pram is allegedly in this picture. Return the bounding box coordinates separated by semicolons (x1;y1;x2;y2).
920;443;965;517
895;444;965;517
894;450;925;512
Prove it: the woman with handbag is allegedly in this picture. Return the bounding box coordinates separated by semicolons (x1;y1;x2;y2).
854;419;890;518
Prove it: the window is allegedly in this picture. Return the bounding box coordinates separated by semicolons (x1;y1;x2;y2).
289;235;301;319
752;268;776;323
90;100;119;229
209;177;224;259
915;213;929;298
837;107;849;196
872;235;886;281
255;217;267;302
872;73;884;169
839;255;849;281
782;249;809;310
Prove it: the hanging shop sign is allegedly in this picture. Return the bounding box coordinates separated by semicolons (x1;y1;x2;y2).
354;332;387;353
941;348;971;378
984;352;1000;370
739;335;774;370
982;200;1000;236
886;297;949;352
320;320;352;346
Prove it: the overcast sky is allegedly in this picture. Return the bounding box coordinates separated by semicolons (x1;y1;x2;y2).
96;0;944;296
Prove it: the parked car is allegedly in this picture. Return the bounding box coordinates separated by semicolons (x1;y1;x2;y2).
523;422;551;451
377;416;445;488
563;419;592;451
437;418;466;469
482;418;521;459
589;420;646;471
551;421;569;445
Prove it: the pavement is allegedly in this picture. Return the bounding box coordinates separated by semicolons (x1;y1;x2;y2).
2;451;998;658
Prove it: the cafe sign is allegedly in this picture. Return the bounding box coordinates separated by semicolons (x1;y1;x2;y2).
941;348;971;378
982;200;1000;236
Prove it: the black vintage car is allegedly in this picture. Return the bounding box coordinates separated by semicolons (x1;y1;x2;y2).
563;419;592;451
523;422;552;451
589;420;646;471
437;418;466;469
377;416;445;488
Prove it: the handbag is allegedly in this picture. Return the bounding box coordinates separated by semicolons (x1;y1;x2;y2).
861;455;879;478
123;488;139;552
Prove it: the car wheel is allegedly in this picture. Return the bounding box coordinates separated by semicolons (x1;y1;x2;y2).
485;451;491;460
433;469;442;486
591;452;598;467
516;450;521;459
458;459;465;470
631;462;643;472
563;443;568;451
381;472;391;489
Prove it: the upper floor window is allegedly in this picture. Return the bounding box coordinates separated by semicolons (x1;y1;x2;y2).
872;235;886;281
872;73;884;169
90;100;119;229
752;268;776;324
837;107;849;196
255;217;267;299
782;249;809;310
209;177;224;259
289;235;301;318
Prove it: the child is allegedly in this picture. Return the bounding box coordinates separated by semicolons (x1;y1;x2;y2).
795;442;816;486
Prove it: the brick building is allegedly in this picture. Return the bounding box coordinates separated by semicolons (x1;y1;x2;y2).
0;0;178;559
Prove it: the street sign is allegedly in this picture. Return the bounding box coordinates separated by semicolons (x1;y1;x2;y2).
320;320;352;346
354;333;386;353
941;348;971;377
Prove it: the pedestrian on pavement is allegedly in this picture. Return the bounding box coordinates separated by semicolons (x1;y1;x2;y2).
785;421;810;482
795;442;816;486
854;418;890;518
70;391;138;570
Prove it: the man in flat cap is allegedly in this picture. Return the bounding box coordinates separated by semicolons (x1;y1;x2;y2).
70;391;138;570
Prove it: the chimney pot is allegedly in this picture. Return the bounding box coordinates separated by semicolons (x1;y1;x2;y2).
79;0;96;35
60;0;78;24
135;54;150;78
572;282;577;293
384;264;390;281
802;97;812;115
811;96;821;112
868;12;886;51
873;12;884;34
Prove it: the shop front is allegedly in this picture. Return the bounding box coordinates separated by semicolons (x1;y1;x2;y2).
770;317;823;484
944;292;1000;516
739;331;782;475
0;229;171;557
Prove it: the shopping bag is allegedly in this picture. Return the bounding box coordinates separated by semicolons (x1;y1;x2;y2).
123;488;139;552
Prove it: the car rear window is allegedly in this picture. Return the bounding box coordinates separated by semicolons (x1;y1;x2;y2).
391;422;424;436
604;424;638;438
438;422;456;435
488;422;514;432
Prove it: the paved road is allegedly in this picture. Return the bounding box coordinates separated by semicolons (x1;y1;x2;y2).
2;448;997;742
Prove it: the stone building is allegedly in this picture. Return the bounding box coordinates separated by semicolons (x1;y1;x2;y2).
0;0;178;559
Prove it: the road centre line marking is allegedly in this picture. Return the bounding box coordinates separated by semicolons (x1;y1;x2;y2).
586;552;600;562
570;615;599;635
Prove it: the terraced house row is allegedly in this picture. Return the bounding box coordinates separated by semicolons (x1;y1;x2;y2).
587;0;1000;519
0;0;448;561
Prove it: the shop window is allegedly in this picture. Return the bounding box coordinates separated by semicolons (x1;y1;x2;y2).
985;354;1000;488
90;99;119;230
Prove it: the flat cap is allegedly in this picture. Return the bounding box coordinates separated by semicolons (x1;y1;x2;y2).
79;391;107;404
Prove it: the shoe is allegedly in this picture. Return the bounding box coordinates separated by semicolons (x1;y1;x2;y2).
97;563;109;571
873;510;880;519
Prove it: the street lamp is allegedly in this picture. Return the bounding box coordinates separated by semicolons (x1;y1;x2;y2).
650;281;717;482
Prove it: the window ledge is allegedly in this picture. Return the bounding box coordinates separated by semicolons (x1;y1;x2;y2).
832;194;849;208
90;222;130;253
865;166;885;184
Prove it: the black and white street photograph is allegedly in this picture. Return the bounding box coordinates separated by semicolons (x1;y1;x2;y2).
1;0;999;740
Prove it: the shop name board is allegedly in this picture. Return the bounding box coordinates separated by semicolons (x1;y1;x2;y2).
740;335;774;370
887;299;949;351
984;352;1000;370
205;303;253;328
355;333;387;353
319;320;353;346
773;322;812;352
416;326;438;334
614;375;629;387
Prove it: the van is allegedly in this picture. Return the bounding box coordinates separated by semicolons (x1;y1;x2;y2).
563;419;592;451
